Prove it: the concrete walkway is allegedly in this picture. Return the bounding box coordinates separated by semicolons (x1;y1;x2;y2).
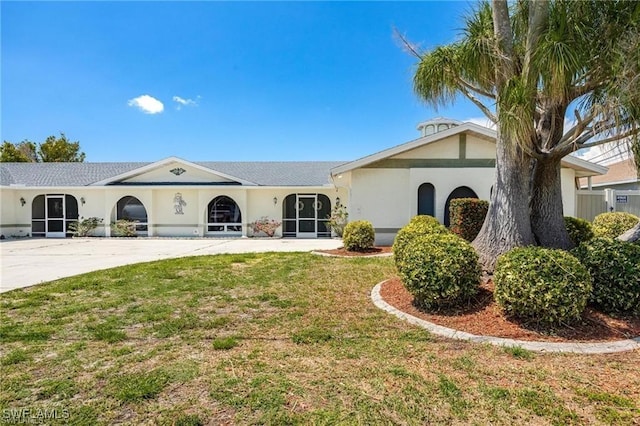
0;237;342;293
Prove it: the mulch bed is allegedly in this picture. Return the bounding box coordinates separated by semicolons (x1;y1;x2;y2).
380;277;640;343
316;246;393;257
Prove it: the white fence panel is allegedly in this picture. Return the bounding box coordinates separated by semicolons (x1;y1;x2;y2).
576;189;640;221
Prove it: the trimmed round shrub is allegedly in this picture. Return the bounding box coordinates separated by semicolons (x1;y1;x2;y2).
397;233;481;309
592;212;639;239
342;220;375;251
494;247;592;326
572;237;640;314
449;198;489;242
393;215;449;268
563;216;594;246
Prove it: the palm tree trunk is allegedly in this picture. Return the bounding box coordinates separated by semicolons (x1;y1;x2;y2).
529;156;573;249
618;222;640;243
472;131;536;272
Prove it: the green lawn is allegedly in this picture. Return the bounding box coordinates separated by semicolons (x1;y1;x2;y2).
1;253;639;425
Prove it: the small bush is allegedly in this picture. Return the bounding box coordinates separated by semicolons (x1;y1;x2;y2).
393;215;448;268
249;217;281;237
326;203;349;237
68;216;103;237
563;216;594;246
111;219;137;237
397;233;481;309
449;198;489;241
494;247;592;326
342;220;375;251
592;212;639;239
572;238;640;314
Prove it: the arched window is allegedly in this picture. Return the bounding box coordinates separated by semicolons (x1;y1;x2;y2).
444;186;478;227
417;183;435;217
115;196;148;234
207;196;242;233
31;194;78;237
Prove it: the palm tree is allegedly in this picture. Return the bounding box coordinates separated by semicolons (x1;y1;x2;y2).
412;0;640;270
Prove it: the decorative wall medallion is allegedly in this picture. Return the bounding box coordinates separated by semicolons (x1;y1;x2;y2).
173;192;187;215
170;167;186;176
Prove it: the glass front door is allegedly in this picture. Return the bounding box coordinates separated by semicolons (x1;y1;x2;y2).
282;194;332;238
297;195;317;238
46;195;66;238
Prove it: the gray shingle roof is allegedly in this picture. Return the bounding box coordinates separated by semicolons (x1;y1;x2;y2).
0;161;347;187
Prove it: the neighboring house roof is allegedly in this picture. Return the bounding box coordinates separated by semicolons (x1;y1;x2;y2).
330;121;608;178
0;159;345;187
579;157;639;188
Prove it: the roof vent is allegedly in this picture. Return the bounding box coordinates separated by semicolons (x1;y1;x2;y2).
416;118;462;137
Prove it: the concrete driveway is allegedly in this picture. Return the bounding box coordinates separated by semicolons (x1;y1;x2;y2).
0;237;343;293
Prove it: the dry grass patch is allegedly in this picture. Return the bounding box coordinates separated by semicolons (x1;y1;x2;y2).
1;253;639;424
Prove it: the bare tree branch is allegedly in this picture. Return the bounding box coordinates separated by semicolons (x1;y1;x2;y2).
456;77;496;99
458;86;498;123
392;27;423;60
559;127;640;152
558;110;597;146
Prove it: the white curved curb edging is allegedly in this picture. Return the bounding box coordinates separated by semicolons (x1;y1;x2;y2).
371;281;640;354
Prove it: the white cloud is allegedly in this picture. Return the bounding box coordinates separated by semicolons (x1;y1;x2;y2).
128;95;164;114
463;116;496;130
173;95;199;110
574;142;630;165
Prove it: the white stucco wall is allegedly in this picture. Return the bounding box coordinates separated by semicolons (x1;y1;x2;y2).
348;167;495;245
0;189;24;238
409;168;493;222
348;169;411;245
561;168;576;217
123;163;235;184
0;186;348;239
391;136;459;159
465;135;496;159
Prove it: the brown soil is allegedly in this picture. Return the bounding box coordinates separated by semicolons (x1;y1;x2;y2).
317;246;393;257
380;277;640;343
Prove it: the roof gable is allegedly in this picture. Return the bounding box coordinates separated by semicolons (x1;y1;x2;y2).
91;157;257;186
330;122;607;177
331;122;496;175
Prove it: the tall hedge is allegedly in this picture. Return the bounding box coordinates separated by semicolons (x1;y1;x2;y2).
449;198;489;241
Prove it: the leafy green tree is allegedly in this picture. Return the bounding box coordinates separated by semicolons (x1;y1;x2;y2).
411;0;640;270
37;133;85;162
0;140;37;162
1;133;85;163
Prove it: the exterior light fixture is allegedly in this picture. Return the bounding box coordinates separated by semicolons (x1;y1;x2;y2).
20;197;26;207
273;197;278;205
80;197;86;205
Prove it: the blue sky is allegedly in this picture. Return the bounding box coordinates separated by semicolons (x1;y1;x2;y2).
2;1;489;162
